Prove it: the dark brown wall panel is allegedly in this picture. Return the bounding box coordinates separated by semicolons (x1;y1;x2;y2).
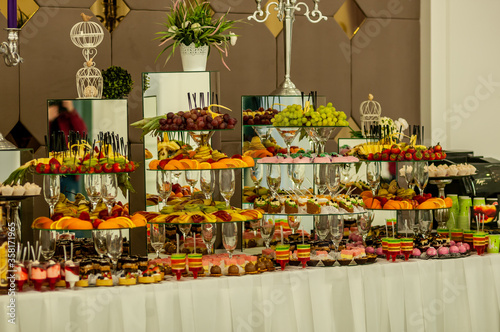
352;19;420;126
123;0;168;11
35;0;96;8
356;0;420;19
129;143;145;212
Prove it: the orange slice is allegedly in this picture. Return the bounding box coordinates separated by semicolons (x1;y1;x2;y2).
242;156;255;167
190;160;200;169
199;162;211;169
169;160;184;169
98;220;121;229
149;160;160;170
210;162;227;169
164;163;177;170
66;219;93;230
54;216;75;230
179;159;193;169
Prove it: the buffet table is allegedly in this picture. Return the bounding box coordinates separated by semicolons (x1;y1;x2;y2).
2;254;500;332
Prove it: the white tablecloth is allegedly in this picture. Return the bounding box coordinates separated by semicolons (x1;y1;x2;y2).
2;255;500;332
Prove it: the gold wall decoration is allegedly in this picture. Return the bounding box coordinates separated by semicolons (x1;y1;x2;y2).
334;0;366;39
91;0;130;33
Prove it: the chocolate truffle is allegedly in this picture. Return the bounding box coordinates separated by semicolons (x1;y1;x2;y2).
228;265;240;276
210;265;222;277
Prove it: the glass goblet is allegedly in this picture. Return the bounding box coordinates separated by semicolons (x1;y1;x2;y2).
250;164;264;195
366;162;381;195
219;169;236;208
314;164;328;195
200;170;216;200
156;171;172;211
43;175;60;217
326;164;341;197
178;224;191;244
101;174;118;216
150;224;166;258
288;216;301;234
84;174;101;212
330;215;344;252
222;222;238;258
38;230;57;261
261;217;276;249
185;171;199;197
105;229;123;273
314;215;330;241
92;230;107;259
414;162;429;195
266;164;281;198
289;164;305;192
201;223;217;254
418;210;433;238
356;211;375;245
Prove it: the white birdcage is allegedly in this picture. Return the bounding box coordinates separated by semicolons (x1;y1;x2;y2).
71;13;104;99
76;60;103;99
360;94;382;137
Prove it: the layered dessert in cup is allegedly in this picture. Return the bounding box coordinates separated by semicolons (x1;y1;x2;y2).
387;239;401;262
30;261;47;291
76;259;93;287
451;229;463;242
14;262;28;291
55;261;66;287
400;238;414;261
46;261;61;290
463;231;474;247
473;232;487;255
381;238;389;260
275;244;290;270
437;229;449;239
296;244;311;268
171;253;186;280
188;253;203;279
64;260;80;288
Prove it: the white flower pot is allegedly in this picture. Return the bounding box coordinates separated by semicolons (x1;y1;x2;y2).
180;43;209;71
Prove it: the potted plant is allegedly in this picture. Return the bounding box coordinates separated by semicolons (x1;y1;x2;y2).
156;0;238;71
101;66;134;99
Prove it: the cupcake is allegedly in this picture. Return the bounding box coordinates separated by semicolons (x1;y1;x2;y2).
1;185;13;196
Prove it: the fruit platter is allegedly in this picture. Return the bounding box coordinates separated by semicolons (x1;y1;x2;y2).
32;213;147;230
257;153;359;164
348;140;446;162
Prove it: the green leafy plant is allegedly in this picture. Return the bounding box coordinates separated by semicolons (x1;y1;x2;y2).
156;0;238;70
102;66;134;99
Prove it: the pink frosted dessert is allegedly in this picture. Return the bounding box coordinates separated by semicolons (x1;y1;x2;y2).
375;247;384;256
437;247;449;256
426;247;437;256
449;246;460;254
463;243;470;251
412;248;421;257
31;262;47;291
449;240;456;246
365;246;375;254
278;156;294;163
15;263;28;291
313;155;331;163
258;157;278;163
46;261;61;290
293;157;311;163
458;245;467;253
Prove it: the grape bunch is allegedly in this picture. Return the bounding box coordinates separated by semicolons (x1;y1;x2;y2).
243;107;279;125
271;103;348;127
158;108;238;131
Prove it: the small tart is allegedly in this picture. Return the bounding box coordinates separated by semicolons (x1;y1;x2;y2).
138;275;155;284
75;279;89;287
96;278;113;286
119;277;137;286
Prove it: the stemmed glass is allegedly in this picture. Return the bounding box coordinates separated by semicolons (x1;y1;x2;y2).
200;170;215;200
185;171;199;196
150;224;166;258
288;164;305;192
356;211;375;245
105;229;123;273
201;223;217;254
84;174;101;212
326;164;341;197
261;217;275;249
403;165;416;190
38;230;57;261
266;164;281;198
314;164;328;195
330;215;344;253
92;230;107;258
414;162;429;195
250;164;264;194
219;169;235;208
247;218;261;237
275;127;299;156
222;222;238;258
156;171;172;211
178;224;191;244
43;175;60;217
314;215;330;241
366;162;381;195
418;210;433;237
288;216;301;234
101;174;118;216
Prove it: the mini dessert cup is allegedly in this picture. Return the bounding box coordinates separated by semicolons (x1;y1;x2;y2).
15;262;28;292
64;261;80;289
275;245;290;271
400;238;414;261
473;232;487;256
46;261;61;290
387;239;401;262
188;253;203;279
381;238;389;261
171;253;186;281
297;244;311;268
31;263;47;291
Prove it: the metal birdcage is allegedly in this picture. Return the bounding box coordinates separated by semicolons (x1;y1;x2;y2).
360;94;382;137
71;14;104;99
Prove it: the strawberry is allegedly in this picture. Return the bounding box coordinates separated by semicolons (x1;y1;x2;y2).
391;144;401;155
405;152;413;161
442;152;447;159
79;211;91;221
94;164;103;173
430;153;436;161
103;163;114;173
159;159;170;169
389;154;397;161
381;153;389;161
266;146;275;154
206;158;215;164
129;162;137;172
423;151;431;161
173;154;184;161
77;165;88;173
373;153;381;161
378;197;388;207
48;158;61;167
397;153;405;162
434;143;442;153
382;149;391;155
93;218;103;229
413;150;423;161
51;213;64;221
112;163;123;173
407;146;416;154
35;163;48;174
49;163;60;174
367;153;374;161
435;152;442;160
59;165;69;174
232;154;243;160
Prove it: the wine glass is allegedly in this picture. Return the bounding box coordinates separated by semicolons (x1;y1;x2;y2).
314;164;328;195
289;164;305;192
247;218;261;237
356;211;375;245
250;164;264;195
261;217;275;249
43;175;60;217
222;222;238;258
84;174;101;212
185;171;199;196
366;162;381;195
275;127;299;156
219;169;236;208
414;162;429;195
101;174;118;216
330;215;344;252
92;230;107;258
150;224;166;258
266;164;281;198
156;171;172;211
288;216;301;234
403;164;416;190
201;223;217;254
418;210;433;237
200;170;216;200
38;230;57;261
326;164;341;197
105;229;123;273
178;224;191;250
314;215;330;241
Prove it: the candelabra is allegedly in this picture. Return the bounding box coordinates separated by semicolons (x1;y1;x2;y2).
0;28;23;67
249;0;327;95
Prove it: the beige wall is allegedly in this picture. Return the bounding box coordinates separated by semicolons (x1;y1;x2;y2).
0;0;420;216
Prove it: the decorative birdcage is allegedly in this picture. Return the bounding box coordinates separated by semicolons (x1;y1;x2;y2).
360;94;382;137
76;59;103;99
71;13;104;99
